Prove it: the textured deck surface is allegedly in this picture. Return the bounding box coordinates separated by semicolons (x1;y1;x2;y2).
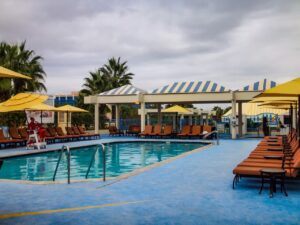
0;139;300;225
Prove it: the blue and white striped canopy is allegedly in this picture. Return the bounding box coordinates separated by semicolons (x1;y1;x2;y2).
99;85;147;96
151;81;229;94
241;79;276;91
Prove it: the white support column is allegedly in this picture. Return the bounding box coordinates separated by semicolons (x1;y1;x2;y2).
140;102;146;131
231;92;237;139
189;116;193;125
238;102;243;137
94;103;99;134
115;104;120;129
293;106;297;129
147;114;150;125
157;104;162;125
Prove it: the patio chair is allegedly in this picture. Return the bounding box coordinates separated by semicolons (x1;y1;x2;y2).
149;124;162;138
108;126;124;136
177;125;191;138
55;127;73;142
188;125;203;138
0;129;22;148
140;125;153;138
18;127;29;140
160;125;173;138
77;126;100;139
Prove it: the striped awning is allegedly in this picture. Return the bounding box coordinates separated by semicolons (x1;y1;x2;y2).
151;81;229;94
99;85;147;96
241;79;276;91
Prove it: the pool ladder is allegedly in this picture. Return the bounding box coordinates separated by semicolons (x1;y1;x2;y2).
52;144;106;184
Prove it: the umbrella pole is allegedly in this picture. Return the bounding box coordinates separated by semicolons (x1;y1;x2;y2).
298;96;300;143
40;110;43;124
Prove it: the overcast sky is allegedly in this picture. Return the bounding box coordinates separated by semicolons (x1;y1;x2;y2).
0;0;299;94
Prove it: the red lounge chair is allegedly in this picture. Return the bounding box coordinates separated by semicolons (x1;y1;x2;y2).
77;126;100;139
108;126;123;136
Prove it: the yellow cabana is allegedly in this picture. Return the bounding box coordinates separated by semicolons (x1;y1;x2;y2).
162;105;191;114
56;105;88;127
223;103;287;117
0;93;48;112
0;66;31;79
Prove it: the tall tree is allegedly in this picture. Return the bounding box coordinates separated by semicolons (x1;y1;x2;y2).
76;57;134;128
0;41;47;101
100;57;133;88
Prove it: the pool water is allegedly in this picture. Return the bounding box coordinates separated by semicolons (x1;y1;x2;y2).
0;141;206;181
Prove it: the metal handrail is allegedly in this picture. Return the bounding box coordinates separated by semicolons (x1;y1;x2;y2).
85;144;106;182
53;145;71;184
203;130;219;145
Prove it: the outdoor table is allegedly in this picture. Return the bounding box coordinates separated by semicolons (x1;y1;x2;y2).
259;168;288;198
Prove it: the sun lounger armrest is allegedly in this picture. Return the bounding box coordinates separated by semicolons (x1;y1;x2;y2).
263;156;283;160
268;143;281;146
267;148;283;151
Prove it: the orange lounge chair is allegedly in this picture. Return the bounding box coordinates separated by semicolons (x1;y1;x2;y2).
108;126;124;136
149;124;162;137
188;125;202;138
177;125;191;138
140;125;153;137
0;129;23;148
160;125;173;138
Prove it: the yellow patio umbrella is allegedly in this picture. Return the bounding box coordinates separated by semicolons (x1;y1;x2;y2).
0;93;48;112
56;105;88;127
163;105;191;114
254;77;300;134
256;77;300;98
0;66;31;79
25;103;59;124
251;96;298;103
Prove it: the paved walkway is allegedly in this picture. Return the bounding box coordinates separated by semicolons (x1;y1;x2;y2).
0;139;300;225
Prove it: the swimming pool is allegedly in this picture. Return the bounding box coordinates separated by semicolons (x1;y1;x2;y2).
0;141;207;182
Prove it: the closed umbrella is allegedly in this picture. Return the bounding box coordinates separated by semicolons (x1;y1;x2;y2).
0;66;31;79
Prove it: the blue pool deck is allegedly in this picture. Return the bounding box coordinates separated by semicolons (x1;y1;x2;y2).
0;138;300;225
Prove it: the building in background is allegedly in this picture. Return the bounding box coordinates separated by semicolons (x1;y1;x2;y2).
54;91;79;106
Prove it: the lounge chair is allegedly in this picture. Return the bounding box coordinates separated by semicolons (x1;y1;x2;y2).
77;126;100;139
177;125;191;138
66;127;81;140
232;133;300;189
0;129;23;148
188;125;202;138
44;129;55;144
18;127;29;140
55;127;72;142
108;126;124;136
140;125;153;138
148;124;162;138
127;125;141;136
8;128;26;146
160;125;173;138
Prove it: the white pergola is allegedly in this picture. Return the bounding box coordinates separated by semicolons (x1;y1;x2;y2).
84;79;276;139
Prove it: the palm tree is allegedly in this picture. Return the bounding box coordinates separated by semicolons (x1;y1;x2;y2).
100;57;134;87
0;41;47;101
77;57;134;128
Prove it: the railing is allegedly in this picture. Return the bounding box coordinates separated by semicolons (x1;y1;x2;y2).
85;143;106;182
53;145;71;184
203;130;219;145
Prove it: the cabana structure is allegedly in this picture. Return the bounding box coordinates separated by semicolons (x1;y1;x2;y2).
84;79;277;139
